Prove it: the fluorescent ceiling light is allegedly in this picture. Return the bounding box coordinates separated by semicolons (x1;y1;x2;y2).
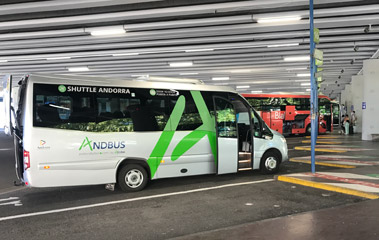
236;85;250;89
297;73;311;77
301;83;311;86
68;67;89;72
90;28;126;36
306;89;311;91
113;53;139;56
284;56;309;62
179;73;198;75
230;69;251;73
257;16;301;24
9;58;45;62
46;57;71;60
212;77;230;81
131;74;148;77
267;43;299;48
251;81;281;84
286;67;307;71
294;79;310;82
251;90;263;93
169;61;193;67
0;60;8;63
185;49;214;52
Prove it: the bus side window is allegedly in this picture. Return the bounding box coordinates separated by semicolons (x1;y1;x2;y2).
252;110;262;138
169;91;203;131
97;88;169;132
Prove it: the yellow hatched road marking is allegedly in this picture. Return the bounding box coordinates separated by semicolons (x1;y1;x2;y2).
289;158;356;169
301;140;342;144
277;176;379;199
305;136;341;139
294;146;347;153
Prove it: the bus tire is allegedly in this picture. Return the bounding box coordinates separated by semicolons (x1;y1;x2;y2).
306;125;311;136
118;164;148;192
260;151;280;174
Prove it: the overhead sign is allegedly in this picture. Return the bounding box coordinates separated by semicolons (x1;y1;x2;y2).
314;28;320;44
315;72;323;78
314;49;323;61
315;59;323;66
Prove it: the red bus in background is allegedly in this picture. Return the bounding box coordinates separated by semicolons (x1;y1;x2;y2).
242;94;333;135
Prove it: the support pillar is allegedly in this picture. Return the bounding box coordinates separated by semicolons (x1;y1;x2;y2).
362;59;379;141
351;75;364;133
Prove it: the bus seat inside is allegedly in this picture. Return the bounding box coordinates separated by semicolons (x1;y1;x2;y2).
37;104;62;126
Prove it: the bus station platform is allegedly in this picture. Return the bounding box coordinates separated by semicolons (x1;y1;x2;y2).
175;199;379;240
281;132;379;199
175;132;379;239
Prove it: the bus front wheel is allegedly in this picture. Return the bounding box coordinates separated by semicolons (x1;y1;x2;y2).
118;164;148;192
260;151;280;174
306;125;311;136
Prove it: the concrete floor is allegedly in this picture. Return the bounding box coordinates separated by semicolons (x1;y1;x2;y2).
0;131;377;239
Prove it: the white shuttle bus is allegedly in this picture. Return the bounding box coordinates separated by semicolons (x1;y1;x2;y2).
3;74;288;192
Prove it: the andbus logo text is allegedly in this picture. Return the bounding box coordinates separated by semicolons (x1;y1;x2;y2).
79;137;126;151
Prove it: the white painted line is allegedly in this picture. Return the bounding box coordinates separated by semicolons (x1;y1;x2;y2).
323;161;368;166
0;148;12;151
0;179;274;222
0;200;22;207
0;197;19;202
0;188;24;196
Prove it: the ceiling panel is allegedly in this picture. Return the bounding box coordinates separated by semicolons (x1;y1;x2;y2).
0;0;378;98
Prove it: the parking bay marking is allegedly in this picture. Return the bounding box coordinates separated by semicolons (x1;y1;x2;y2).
0;179;274;222
0;148;12;151
0;197;22;207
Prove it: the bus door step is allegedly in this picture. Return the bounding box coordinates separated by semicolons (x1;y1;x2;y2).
238;167;252;171
238;152;252;170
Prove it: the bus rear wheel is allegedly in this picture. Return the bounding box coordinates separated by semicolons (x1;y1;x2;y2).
118;164;148;192
260;151;280;174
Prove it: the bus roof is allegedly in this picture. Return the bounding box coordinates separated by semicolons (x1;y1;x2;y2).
26;73;237;93
242;93;332;101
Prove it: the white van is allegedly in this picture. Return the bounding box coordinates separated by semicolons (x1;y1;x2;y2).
3;74;288;192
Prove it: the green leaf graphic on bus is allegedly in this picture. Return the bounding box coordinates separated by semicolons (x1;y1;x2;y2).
147;91;217;178
79;137;93;151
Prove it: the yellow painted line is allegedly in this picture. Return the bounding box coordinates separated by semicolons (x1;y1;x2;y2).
289;158;356;169
294;146;347;153
305;136;340;139
301;140;342;144
277;176;379;199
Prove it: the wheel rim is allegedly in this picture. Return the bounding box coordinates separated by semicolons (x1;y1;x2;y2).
125;169;144;188
265;156;277;170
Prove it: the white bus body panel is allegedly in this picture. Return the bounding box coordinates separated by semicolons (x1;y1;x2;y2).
23;129;216;187
158;131;215;178
217;138;238;174
24;129;157;187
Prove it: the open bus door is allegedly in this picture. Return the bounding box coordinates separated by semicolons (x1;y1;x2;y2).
214;96;238;174
2;75;25;182
2;75;12;136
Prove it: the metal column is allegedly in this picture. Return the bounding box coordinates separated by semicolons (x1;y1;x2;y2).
310;0;318;173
